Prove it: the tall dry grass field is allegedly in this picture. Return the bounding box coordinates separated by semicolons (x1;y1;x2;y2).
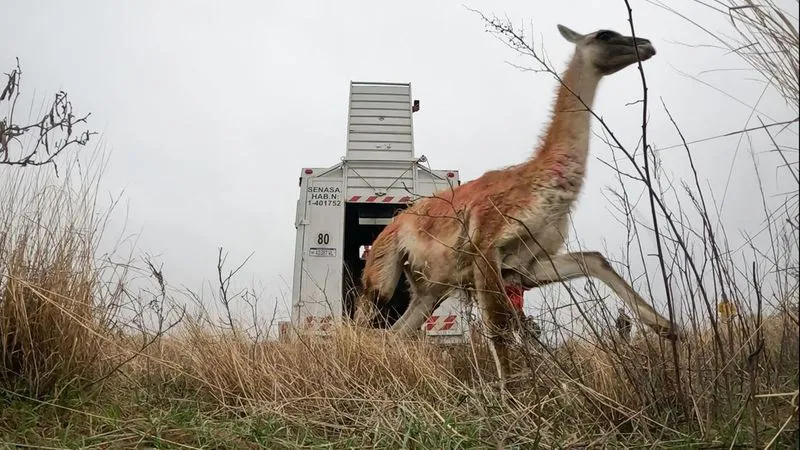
1;1;798;448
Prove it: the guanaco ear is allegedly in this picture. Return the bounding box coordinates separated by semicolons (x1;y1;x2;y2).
557;24;583;43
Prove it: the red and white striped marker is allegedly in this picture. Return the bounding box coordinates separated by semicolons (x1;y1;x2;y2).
348;195;412;203
424;314;458;332
304;315;333;332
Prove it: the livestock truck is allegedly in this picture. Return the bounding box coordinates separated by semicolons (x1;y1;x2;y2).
283;81;473;344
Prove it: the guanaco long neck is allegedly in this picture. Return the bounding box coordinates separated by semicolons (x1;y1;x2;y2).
527;50;602;186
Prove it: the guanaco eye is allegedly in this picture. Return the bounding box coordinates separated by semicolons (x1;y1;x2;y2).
595;31;614;41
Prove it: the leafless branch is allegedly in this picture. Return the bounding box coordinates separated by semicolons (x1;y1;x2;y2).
0;59;96;173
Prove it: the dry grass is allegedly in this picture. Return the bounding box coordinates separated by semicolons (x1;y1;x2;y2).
0;157;112;399
1;2;798;448
710;0;798;110
2;292;797;447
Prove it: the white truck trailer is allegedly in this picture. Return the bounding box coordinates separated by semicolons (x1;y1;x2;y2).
286;81;472;344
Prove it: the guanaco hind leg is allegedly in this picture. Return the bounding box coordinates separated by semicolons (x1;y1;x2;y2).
517;251;676;338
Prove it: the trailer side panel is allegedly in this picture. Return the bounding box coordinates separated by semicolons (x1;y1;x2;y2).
293;168;346;334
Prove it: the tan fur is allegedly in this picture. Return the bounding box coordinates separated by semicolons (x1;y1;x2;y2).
356;24;678;389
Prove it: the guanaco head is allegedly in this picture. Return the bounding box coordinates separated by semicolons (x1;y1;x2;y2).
557;24;656;75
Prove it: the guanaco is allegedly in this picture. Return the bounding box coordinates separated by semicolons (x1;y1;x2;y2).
356;24;678;389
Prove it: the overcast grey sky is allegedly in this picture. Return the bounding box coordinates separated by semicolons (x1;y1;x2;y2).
2;0;796;328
